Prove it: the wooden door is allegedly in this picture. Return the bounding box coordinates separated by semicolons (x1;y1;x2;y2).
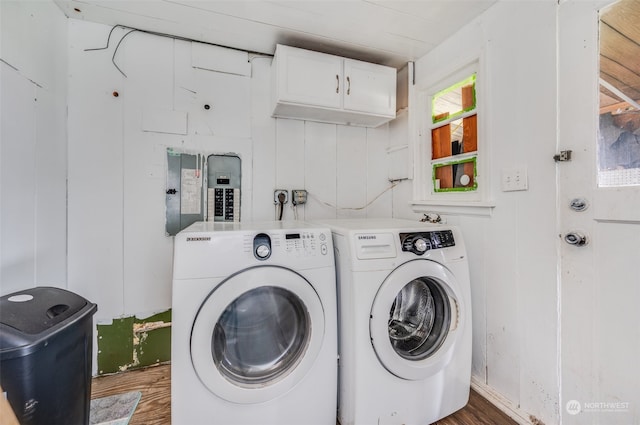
559;2;640;424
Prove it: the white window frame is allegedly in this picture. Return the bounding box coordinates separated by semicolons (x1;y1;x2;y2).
412;60;494;216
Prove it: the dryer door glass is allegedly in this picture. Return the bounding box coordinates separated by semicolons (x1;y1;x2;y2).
211;286;311;386
388;277;451;360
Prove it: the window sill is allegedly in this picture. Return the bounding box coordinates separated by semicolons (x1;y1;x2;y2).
411;199;495;217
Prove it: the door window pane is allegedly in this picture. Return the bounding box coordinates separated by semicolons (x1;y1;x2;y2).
598;0;640;187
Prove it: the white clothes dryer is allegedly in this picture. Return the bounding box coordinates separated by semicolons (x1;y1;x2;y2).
317;218;472;425
171;221;337;425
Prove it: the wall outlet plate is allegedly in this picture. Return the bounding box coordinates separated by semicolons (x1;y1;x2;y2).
292;190;307;205
274;189;288;204
501;166;528;192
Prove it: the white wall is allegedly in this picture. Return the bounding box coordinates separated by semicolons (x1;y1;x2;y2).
66;19;407;322
406;2;559;424
0;1;68;295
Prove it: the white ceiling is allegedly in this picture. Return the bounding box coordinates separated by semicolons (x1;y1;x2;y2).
53;0;496;69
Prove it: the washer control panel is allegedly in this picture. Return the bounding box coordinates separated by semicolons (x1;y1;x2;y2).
400;230;455;255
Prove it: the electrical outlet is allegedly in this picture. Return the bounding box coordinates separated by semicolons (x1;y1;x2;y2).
274;190;288;204
501;166;528;192
291;190;307;205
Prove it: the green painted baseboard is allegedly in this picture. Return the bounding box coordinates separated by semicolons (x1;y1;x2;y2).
97;310;172;375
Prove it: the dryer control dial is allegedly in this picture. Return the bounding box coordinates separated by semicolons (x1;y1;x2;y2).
255;244;271;259
253;233;272;260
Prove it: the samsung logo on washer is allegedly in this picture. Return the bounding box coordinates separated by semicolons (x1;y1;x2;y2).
358;235;377;240
186;237;211;242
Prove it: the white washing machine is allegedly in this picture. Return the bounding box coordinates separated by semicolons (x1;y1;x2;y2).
317;218;471;425
171;221;337;425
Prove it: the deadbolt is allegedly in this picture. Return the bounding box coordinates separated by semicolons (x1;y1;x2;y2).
569;198;589;212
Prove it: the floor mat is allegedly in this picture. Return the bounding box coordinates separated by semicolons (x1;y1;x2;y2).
90;391;142;425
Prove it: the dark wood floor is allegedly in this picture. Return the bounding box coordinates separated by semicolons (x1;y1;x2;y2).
91;364;518;425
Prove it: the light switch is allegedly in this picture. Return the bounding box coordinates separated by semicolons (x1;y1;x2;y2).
501;166;528;192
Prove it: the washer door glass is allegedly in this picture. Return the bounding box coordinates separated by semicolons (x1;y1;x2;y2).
212;286;310;385
370;259;463;380
388;278;450;360
190;266;325;403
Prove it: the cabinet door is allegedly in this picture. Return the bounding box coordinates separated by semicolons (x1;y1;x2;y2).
343;59;396;116
275;45;342;109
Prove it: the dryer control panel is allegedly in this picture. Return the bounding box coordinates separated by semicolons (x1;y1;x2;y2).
400;231;455;255
282;231;329;257
247;230;330;261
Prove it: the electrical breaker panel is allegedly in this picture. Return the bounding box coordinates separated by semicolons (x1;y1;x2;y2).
207;155;241;222
166;152;204;236
166;150;241;235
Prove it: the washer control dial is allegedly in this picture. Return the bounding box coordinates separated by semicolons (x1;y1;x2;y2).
400;230;455;255
413;238;428;253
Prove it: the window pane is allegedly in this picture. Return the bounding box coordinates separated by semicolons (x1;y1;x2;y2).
598;0;640;187
433;158;477;192
432;74;476;124
431;114;478;160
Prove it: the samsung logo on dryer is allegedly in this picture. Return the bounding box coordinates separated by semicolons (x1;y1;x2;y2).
357;235;377;240
186;236;211;242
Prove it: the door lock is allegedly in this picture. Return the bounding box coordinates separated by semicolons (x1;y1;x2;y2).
564;231;588;247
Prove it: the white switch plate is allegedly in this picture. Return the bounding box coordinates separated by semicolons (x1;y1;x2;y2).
501;166;528;191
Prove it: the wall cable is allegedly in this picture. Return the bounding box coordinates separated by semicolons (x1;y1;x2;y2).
308;180;400;211
275;192;287;221
84;24;272;78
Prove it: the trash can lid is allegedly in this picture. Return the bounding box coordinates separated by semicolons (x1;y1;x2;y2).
0;286;91;336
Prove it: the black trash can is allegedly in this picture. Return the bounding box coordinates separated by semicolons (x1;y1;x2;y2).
0;286;97;425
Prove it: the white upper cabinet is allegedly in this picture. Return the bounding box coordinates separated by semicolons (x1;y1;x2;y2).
342;58;396;116
273;46;343;110
272;45;397;127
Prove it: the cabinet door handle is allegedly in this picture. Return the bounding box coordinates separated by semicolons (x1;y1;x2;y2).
347;76;351;95
336;75;340;93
